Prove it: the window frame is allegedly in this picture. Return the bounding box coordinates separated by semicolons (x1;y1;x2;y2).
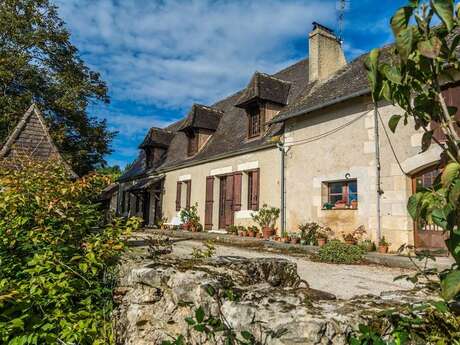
323;179;358;210
247;106;261;138
247;169;259;211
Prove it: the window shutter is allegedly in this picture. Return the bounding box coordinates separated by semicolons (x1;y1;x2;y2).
175;181;182;211
205;176;214;230
233;172;242;211
225;174;234;226
186;180;192;209
250;169;260;211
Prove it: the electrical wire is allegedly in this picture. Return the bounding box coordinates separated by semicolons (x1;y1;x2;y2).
377;109;409;176
284;109;371;147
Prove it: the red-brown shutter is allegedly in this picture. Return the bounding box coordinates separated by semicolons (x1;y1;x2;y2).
233;172;242;211
225;174;234;227
175;181;182;211
205;176;214;230
432;86;460;141
186;180;192;209
250;169;260;211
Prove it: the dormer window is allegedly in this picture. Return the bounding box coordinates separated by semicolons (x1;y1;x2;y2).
187;132;198;156
139;128;174;169
235;72;291;140
248;105;261;138
179;104;223;157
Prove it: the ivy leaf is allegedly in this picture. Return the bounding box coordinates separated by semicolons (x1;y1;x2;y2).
449;180;460;203
432;0;455;31
381;64;402;85
421;130;434;152
441;162;460;186
407;192;424;219
441;269;460;300
389;115;402;133
431;208;448;229
418;36;442;58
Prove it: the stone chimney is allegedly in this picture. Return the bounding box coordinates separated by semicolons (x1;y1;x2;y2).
308;22;346;82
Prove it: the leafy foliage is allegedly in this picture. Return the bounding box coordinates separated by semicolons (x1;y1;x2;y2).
316;240;366;264
191;241;216;259
0;0;114;175
251;204;280;229
365;0;460;302
179;203;203;232
0;160;140;344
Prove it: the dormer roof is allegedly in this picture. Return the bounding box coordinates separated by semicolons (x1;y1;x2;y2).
235;72;292;108
178;104;224;132
0;104;77;178
139;127;175;149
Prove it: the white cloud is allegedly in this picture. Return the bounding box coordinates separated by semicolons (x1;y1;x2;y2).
55;0;336;109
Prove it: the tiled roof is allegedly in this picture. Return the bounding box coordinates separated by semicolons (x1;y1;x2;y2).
178;104;224;132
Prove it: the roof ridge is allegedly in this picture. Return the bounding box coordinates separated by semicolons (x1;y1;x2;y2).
255;71;292;84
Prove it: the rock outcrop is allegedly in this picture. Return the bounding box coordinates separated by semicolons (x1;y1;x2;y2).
114;254;427;345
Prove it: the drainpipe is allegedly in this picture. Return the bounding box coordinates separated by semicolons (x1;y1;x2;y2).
277;142;286;237
374;102;382;241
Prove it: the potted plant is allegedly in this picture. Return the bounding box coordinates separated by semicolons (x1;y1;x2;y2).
179;204;202;232
351;200;358;209
378;236;390;254
342;225;366;245
290;233;300;244
247;226;256;238
359;239;376;252
238;226;247;237
316;225;332;247
251;204;280;240
226;225;238;236
299;222;320;245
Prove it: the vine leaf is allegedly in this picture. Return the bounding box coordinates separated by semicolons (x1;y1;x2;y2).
441;269;460;300
389;115;402;133
432;0;455;31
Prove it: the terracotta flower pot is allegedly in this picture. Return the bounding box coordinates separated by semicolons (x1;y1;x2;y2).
183;223;190;231
317;237;327;247
238;231;245;237
256;232;262;239
281;237;290;243
378;245;389;254
248;231;255;238
274;236;281;242
262;227;274;240
290;237;300;244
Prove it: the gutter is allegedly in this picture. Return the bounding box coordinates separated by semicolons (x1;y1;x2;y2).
270;88;371;124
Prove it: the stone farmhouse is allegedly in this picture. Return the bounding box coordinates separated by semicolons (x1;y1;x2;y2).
116;22;456;252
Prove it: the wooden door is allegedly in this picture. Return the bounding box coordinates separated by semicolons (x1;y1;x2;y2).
412;166;448;253
142;191;150;226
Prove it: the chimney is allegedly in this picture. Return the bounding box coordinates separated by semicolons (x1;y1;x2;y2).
308;22;346;82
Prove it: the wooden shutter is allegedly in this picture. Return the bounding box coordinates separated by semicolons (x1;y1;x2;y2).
250;169;260;211
186;180;192;209
225;174;234;227
233;172;242;211
205;176;214;230
175;181;182;211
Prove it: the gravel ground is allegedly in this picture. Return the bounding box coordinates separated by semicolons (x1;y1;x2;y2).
171;240;415;300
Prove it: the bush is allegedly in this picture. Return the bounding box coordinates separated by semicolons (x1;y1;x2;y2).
316;240;366;264
0;160;140;344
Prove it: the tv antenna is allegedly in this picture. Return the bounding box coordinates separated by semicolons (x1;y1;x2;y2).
337;0;349;43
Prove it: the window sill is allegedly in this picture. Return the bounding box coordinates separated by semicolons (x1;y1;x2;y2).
321;207;358;211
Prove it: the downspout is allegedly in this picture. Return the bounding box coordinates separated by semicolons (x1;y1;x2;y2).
374;102;382;241
277;142;286;237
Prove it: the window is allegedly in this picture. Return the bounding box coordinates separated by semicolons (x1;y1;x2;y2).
247;170;259;211
324;180;358;209
248;106;261;138
187;132;198;156
414;167;441;192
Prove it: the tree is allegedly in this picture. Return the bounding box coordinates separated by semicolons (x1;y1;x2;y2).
366;0;460;301
0;0;115;175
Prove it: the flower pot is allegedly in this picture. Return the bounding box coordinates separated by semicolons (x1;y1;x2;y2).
238;231;245;237
256;232;262;239
351;200;358;209
248;231;255;238
183;223;190;231
290;237;300;244
274;236;281;242
317;237;327;247
378;245;389;254
281;237;290;243
262;227;274;240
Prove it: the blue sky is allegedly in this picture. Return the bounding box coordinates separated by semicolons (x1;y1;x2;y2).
54;0;407;168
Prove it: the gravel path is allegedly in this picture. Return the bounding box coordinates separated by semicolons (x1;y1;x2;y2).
171;240;415;299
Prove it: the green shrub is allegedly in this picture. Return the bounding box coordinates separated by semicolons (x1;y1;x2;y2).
316;240;366;264
0;160;141;344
